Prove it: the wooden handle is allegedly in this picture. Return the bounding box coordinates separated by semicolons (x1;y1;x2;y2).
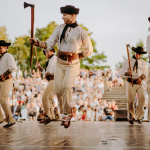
34;46;38;63
30;7;34;66
126;45;133;87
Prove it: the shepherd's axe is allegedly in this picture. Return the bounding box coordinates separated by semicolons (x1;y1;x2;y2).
24;2;35;66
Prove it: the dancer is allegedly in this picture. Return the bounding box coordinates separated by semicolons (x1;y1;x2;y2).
0;40;17;127
37;48;57;125
120;46;147;124
29;5;93;128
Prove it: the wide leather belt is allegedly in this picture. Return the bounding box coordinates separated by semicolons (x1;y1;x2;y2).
58;51;79;61
127;78;139;84
0;74;12;82
45;74;54;81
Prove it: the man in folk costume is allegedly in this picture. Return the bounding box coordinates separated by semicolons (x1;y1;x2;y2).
146;26;150;121
120;46;147;124
37;48;57;125
29;5;93;128
0;40;17;127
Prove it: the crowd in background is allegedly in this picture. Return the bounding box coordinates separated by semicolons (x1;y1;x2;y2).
4;68;127;122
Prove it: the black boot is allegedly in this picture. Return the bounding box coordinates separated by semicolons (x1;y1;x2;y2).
3;122;16;128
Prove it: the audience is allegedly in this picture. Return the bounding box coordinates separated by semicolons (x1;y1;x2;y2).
7;68;125;122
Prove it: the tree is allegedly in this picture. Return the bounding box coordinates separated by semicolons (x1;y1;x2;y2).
0;26;11;41
79;24;109;69
8;36;29;71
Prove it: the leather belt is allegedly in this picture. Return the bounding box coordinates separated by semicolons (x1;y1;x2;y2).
0;74;12;82
45;74;54;81
57;51;79;61
127;78;138;84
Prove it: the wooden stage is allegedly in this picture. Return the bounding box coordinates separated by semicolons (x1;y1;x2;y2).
0;121;150;150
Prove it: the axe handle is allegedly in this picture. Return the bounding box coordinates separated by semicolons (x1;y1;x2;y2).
34;46;39;63
30;7;34;66
126;45;133;87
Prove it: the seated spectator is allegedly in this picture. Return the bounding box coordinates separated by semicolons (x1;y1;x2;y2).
86;105;93;121
118;76;124;87
76;100;83;109
78;105;84;119
28;102;37;121
98;79;104;94
112;77;118;87
111;100;118;111
83;101;88;110
10;101;21;121
93;107;99;121
102;102;114;121
78;109;87;121
97;100;104;121
71;107;78;122
25;86;32;97
97;90;102;99
103;100;108;108
91;95;99;108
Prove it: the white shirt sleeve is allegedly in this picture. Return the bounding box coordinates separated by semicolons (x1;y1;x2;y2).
7;54;17;72
141;60;148;81
81;34;93;57
120;60;129;80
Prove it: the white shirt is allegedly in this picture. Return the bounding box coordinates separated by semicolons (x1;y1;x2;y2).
42;55;57;75
45;24;93;57
120;57;148;80
0;53;17;76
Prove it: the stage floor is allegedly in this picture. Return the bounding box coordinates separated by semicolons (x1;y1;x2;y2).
0;121;150;150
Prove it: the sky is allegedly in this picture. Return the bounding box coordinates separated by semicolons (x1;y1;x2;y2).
1;0;150;71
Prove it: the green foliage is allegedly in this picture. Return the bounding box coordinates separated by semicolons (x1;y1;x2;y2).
35;21;58;52
8;36;29;71
0;26;11;41
79;24;108;69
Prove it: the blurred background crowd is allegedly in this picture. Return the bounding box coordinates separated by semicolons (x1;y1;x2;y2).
2;68;127;122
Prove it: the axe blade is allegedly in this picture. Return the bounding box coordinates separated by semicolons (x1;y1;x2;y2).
24;2;34;9
126;44;130;48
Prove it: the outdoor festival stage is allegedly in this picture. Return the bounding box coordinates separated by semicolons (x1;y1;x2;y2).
0;121;150;150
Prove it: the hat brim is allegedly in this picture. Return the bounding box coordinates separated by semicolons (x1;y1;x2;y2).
0;43;11;46
132;47;147;54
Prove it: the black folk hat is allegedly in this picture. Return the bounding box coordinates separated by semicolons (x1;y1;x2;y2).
43;48;55;55
131;46;147;54
0;40;11;46
60;5;79;14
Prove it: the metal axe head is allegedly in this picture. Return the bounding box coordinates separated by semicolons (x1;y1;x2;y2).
24;2;34;9
126;44;130;48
